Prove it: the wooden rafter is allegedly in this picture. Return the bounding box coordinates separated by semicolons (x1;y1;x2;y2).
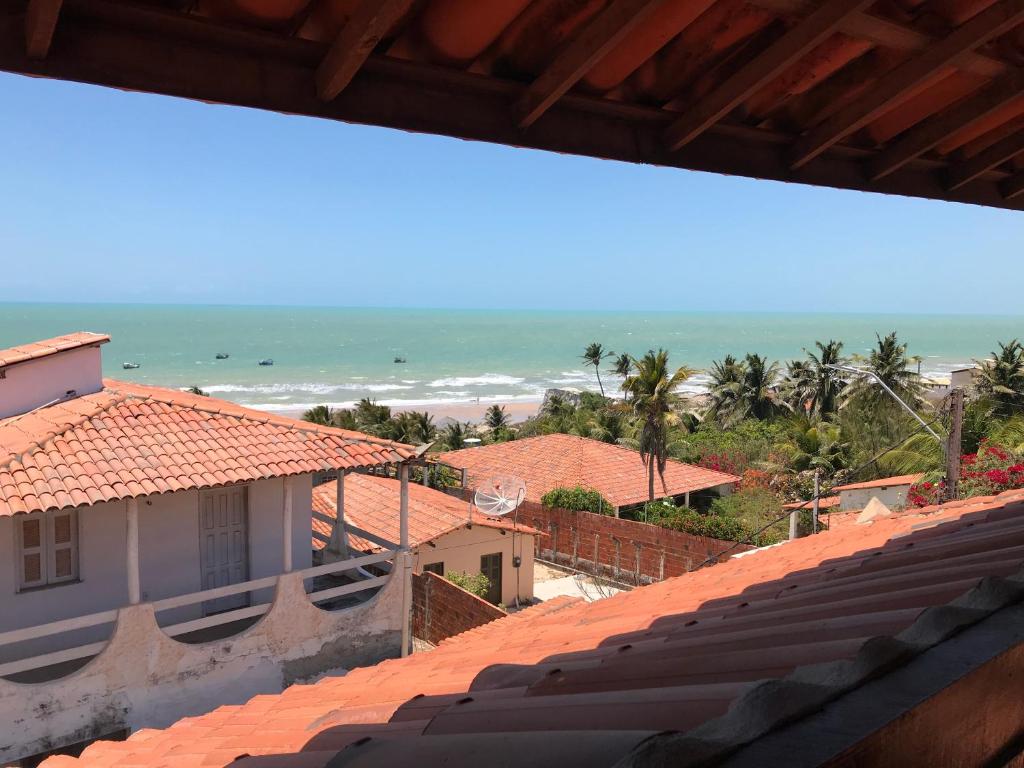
316;0;413;102
1001;170;1024;199
749;0;1005;79
664;0;874;152
25;0;63;59
516;0;666;130
789;0;1024;169
946;129;1024;191
868;69;1024;181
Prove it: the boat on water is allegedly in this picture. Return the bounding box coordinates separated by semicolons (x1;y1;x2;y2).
393;357;407;364
122;362;140;370
215;352;229;360
258;359;274;366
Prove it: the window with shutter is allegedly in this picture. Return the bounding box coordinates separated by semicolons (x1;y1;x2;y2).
16;509;79;591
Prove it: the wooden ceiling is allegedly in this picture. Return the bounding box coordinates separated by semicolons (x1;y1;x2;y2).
4;0;1024;210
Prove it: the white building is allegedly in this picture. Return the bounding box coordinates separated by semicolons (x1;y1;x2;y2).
832;474;924;512
0;332;416;765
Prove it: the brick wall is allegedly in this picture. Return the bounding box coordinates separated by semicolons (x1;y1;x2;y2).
521;502;753;584
412;570;507;646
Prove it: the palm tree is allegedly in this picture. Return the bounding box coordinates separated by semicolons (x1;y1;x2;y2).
440;422;471;450
975;340;1024;418
613;353;632;384
410;411;437;444
844;332;925;410
705;354;745;426
786;340;847;417
622;349;696;501
581;342;613;397
303;404;333;425
187;385;209;397
484;404;510;430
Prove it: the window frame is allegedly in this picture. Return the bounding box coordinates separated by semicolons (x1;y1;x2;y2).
16;509;80;592
422;561;445;576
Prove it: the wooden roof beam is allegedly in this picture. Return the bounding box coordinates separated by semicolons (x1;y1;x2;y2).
749;0;1005;78
868;69;1024;181
1000;169;1024;199
664;0;874;152
516;0;666;130
25;0;63;59
789;0;1024;169
316;0;413;102
946;129;1024;191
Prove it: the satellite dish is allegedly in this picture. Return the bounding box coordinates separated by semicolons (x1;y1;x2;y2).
473;476;526;517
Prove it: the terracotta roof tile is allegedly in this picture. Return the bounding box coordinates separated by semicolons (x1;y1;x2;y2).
0;331;109;369
311;474;538;551
832;473;924;492
49;487;1024;768
0;379;415;517
782;495;841;510
439;434;739;508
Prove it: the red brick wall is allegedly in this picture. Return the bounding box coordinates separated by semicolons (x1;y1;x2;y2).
520;502;753;584
412;570;507;646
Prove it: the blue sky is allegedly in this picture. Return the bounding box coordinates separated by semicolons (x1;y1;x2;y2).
1;71;1022;313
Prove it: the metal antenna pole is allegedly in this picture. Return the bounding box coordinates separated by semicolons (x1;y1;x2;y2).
826;364;943;443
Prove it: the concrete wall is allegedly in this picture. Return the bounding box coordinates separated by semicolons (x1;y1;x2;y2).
411;525;534;607
411;570;506;646
0;476;315;661
0;345;103;419
0;559;408;765
839;484;913;512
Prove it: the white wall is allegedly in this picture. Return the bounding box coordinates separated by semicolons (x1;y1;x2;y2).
839;484;913;512
0;346;103;419
412;525;534;606
0;475;315;661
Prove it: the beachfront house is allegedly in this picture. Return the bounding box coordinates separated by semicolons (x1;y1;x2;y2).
312;473;537;606
0;332;417;765
439;433;740;518
832;474;924;512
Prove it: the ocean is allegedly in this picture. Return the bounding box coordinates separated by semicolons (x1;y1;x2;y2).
1;304;1020;413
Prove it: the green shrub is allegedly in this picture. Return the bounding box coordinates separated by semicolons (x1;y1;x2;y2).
445;570;490;599
541;486;613;515
642;494;785;547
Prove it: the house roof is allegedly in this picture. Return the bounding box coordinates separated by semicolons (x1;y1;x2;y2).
439;434;739;508
311;474;538;552
782;495;841;510
46;487;1024;768
0;379;414;517
6;2;1024;212
0;331;109;369
833;473;925;492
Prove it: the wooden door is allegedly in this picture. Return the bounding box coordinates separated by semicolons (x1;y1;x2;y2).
199;486;249;615
480;552;502;605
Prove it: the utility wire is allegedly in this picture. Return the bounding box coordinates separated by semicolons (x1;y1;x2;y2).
691;416;943;572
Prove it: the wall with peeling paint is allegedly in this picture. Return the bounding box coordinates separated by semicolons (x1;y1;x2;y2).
0;556;408;764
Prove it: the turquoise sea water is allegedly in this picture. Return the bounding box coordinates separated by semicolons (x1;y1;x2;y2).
1;304;1021;412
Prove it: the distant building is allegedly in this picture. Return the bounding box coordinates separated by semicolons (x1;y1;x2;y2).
313;473;537;606
832;474;924;511
950;366;982;392
440;433;739;517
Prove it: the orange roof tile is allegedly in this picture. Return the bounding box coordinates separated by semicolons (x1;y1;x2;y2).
0;379;414;517
832;473;924;492
50;486;1024;767
0;331;109;368
439;434;739;508
782;495;841;510
312;474;538;551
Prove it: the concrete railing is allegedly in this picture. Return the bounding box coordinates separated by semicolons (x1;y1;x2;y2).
0;550;410;765
0;549;397;679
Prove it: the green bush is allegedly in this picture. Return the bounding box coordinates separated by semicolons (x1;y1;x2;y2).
541;486;613;515
445;570;490;599
642;494;785;547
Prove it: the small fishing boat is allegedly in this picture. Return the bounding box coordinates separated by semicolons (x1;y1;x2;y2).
215;352;229;360
122;362;140;370
258;359;274;366
393;357;407;364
